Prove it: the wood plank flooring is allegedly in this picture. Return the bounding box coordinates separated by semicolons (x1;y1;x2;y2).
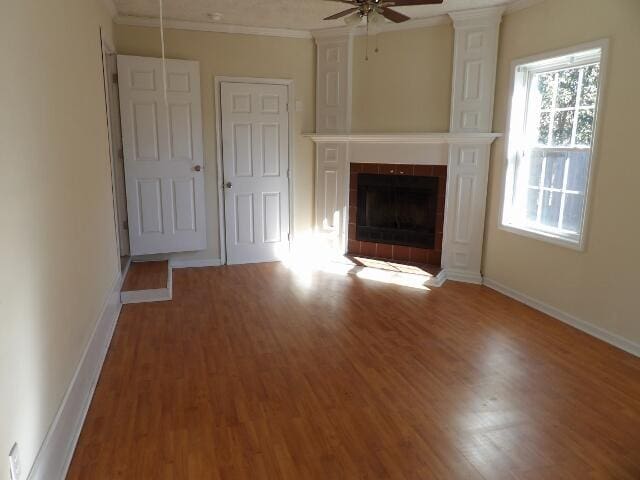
68;262;640;479
121;260;169;292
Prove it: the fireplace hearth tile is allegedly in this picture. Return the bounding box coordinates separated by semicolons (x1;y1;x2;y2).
392;245;412;262
348;240;361;255
348;223;356;240
349;188;357;207
361;241;377;257
413;165;434;177
349;173;358;189
376;243;392;259
428;250;442;266
410;248;429;264
361;163;380;174
380;164;415;176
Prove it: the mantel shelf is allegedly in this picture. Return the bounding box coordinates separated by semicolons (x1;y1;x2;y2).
304;132;503;145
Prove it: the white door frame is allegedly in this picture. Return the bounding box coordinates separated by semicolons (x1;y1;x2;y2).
214;76;295;265
100;28;127;269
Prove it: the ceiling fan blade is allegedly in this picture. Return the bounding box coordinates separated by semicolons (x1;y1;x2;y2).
381;7;410;23
324;0;359;4
389;0;443;5
324;7;360;20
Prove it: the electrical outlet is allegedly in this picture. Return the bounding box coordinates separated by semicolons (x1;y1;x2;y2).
8;443;21;480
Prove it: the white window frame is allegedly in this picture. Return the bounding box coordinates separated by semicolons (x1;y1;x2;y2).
500;39;609;251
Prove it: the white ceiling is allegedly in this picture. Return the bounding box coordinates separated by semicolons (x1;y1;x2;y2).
113;0;527;31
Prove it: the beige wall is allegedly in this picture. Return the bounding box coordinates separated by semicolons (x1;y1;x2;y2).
0;1;117;478
352;23;454;132
114;25;316;262
484;0;640;346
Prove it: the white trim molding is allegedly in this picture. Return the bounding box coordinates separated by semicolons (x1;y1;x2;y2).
27;270;125;480
114;15;313;39
483;278;640;358
449;6;504;133
305;133;501;144
170;257;223;268
314;33;353;134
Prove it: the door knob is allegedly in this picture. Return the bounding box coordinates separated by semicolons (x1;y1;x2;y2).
193;165;202;172
225;181;233;189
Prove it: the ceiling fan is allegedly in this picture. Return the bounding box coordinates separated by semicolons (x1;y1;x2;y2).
324;0;444;25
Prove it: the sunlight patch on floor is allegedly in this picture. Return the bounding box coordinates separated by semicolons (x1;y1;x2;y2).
280;237;432;291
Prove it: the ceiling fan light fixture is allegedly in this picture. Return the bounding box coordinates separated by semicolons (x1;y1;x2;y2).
344;12;363;26
369;11;386;26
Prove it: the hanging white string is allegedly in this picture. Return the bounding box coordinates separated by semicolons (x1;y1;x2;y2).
159;0;171;154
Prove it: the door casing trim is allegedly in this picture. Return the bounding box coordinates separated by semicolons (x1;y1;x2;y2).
214;76;295;265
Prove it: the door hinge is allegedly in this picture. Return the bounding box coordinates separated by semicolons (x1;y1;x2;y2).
112;73;118;84
122;220;129;230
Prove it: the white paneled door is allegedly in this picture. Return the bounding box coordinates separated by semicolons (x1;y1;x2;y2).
221;82;290;264
117;55;206;256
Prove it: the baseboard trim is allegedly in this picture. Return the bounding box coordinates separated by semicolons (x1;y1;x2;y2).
426;269;448;288
28;268;126;480
483;277;640;358
170;257;222;268
443;269;484;285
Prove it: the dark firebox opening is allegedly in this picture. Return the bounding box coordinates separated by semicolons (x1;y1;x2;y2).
356;174;439;249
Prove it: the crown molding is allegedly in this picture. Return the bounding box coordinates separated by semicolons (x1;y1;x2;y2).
113;0;543;40
449;6;505;28
504;0;546;15
100;0;117;18
114;15;313;39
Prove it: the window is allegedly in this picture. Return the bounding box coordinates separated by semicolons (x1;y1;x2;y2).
501;42;606;249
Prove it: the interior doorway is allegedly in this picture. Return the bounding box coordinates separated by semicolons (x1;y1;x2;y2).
217;79;293;265
100;30;130;271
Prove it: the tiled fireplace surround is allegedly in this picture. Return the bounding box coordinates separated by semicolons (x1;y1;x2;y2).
347;163;447;266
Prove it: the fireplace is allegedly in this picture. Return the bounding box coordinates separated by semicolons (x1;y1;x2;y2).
357;174;438;249
348;163;447;266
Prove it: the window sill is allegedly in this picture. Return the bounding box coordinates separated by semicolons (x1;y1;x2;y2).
498;223;585;251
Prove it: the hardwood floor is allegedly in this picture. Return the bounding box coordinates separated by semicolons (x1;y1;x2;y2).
68;262;640;479
121;260;169;292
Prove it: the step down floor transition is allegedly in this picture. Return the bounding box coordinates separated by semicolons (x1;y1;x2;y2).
121;260;172;304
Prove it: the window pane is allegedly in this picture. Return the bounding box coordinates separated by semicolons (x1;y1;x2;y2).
526;188;539;221
581;64;600;106
552;110;574;146
556;68;579;108
528;150;544;186
541;191;562;228
543;152;566;189
563;193;585;233
537;73;554;109
566;151;589;192
537;112;550;145
576;109;594;146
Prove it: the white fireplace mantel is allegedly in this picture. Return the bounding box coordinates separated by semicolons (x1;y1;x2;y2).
311;6;505;286
305;132;502;144
309;132;501;286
